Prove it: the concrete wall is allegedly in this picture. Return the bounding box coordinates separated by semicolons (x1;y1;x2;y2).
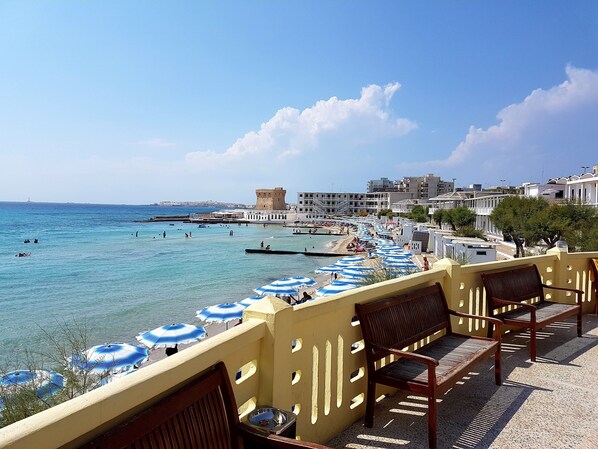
1;250;597;448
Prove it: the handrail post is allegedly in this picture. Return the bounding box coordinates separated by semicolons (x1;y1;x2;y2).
547;247;570;302
243;296;294;409
433;258;462;310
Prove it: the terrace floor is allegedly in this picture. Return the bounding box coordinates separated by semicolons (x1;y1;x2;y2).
327;314;598;449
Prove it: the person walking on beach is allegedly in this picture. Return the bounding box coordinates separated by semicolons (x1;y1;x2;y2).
423;256;430;271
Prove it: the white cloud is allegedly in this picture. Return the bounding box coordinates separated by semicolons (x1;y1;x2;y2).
185;83;417;169
400;66;598;185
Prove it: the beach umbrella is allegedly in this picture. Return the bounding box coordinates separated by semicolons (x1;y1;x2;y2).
70;343;149;373
239;295;264;306
254;280;300;296
340;266;374;272
333;277;364;285
339;256;365;263
334;260;363;267
0;369;64;398
136;323;207;349
288;276;317;287
315;264;344;273
196;302;246;323
341;268;371;279
316;281;360;297
384;260;417;268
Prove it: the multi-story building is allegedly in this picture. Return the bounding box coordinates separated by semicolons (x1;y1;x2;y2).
296;191;404;219
564;164;598;206
367;177;396;192
396;173;454;200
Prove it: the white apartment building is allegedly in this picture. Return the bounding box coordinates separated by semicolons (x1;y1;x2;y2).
462;194;510;236
564;166;598;206
296;191;404;219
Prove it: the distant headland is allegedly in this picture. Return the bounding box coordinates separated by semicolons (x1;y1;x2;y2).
151;200;251;209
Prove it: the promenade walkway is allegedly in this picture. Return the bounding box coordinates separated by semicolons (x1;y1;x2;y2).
328;314;598;449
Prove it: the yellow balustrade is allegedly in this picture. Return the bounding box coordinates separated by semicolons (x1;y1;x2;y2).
1;249;597;448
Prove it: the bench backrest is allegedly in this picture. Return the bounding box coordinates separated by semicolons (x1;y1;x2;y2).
80;361;242;449
355;283;451;361
481;265;545;313
591;258;598;292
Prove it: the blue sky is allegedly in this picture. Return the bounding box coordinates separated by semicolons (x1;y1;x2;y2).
1;1;597;205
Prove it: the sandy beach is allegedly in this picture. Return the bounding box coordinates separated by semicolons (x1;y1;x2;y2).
143;229;357;367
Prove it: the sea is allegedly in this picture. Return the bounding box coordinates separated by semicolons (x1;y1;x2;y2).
0;202;341;369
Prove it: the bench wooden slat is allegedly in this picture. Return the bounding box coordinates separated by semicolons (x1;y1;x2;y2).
376;335;497;386
482;265;583;362
355;282;501;449
79;362;332;449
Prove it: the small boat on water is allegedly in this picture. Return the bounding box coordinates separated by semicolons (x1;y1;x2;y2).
197;224;207;228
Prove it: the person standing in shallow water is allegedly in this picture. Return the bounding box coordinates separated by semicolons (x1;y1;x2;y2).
163;231;166;238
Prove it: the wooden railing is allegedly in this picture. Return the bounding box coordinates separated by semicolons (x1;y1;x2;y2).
1;249;596;448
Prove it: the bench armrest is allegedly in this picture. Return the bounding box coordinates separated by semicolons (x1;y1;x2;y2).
370;342;439;367
541;284;584;305
491;297;537;311
449;310;502;340
239;423;333;448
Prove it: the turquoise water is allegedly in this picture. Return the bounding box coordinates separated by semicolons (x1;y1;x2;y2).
0;202;340;368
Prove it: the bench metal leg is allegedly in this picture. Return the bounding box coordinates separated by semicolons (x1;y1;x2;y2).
364;380;376;428
495;343;502;385
428;393;437;449
577;311;582;337
529;326;536;362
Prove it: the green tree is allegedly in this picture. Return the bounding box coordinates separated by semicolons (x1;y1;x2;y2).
409;205;428;223
446;207;476;231
433;209;445;226
490;196;549;257
559;202;598;252
0;320;109;428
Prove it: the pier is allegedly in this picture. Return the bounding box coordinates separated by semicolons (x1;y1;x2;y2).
245;248;353;257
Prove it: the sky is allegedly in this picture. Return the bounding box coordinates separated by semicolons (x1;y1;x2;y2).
1;1;597;205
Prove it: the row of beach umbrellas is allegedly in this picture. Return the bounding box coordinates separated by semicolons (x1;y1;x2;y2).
1;240;418;401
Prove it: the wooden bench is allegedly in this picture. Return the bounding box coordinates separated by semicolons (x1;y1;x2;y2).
590;258;598;315
481;264;583;362
79;361;331;449
355;282;502;449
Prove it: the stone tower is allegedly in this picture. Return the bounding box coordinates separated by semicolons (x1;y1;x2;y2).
255;187;286;210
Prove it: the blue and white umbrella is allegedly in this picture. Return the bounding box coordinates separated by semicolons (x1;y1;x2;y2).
341;268;372;279
316;281;360;297
71;343;149;373
334;260;363;267
136;323;207;349
288;276;317;287
341;266;374;273
315;264;344;273
196;302;246;323
254;280;299;296
339;256;365;263
0;369;64;398
239;295;264;306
